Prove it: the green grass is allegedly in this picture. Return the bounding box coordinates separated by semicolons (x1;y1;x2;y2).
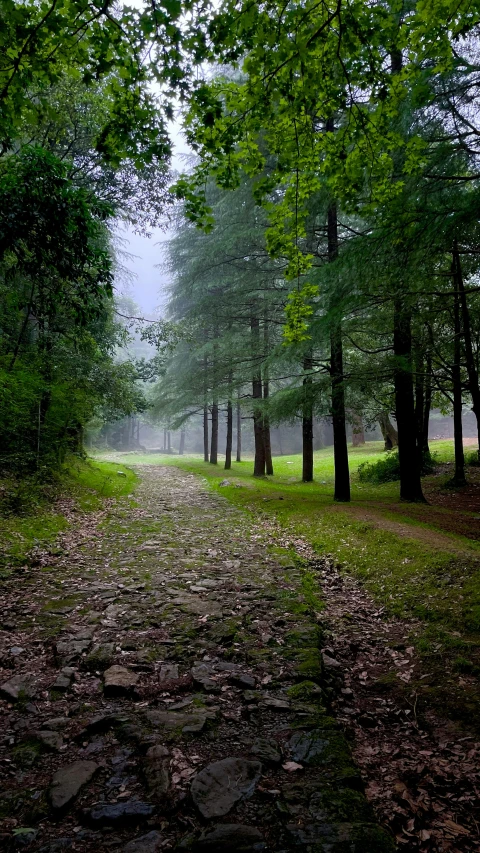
0;456;137;577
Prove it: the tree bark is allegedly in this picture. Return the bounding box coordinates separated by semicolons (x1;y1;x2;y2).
179;428;185;456
225;399;233;470
393;291;425;501
263;378;274;475
422;355;432;455
203;406;209;462
327;192;350;502
251;316;266;476
302;354;314;481
236;396;242;462
452;259;466;485
414;345;425;469
454;241;480;461
378;412;398;450
351;412;365;447
210;399;218;464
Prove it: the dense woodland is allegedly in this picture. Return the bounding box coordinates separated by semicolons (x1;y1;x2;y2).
1;0;480;503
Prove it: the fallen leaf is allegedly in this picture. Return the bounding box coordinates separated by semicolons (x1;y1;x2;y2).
282;761;303;772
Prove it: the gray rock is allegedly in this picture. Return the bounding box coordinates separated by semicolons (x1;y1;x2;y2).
42;717;69;731
191;664;219;692
55;638;90;664
251;737;281;764
85;643;115;671
0;673;37;701
321;651;342;669
124;831;163;853
103;665;139;696
143;744;170;801
192;824;265;852
159;664;179;681
10;646;25;656
36;729;63;751
288;730;329;764
144;709;213;733
231;673;256;689
84;800;155;826
52;667;76;691
48;760;99;811
191;758;262;818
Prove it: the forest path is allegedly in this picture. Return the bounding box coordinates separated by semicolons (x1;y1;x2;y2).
0;465;394;853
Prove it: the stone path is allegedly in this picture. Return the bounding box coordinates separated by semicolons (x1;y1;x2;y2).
0;465;395;852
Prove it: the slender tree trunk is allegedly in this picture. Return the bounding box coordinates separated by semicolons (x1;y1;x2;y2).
277;428;284;456
422;355;432;455
225;399;233;469
414;345;425;469
179;428;185;456
454;241;480;461
263;378;273;475
452;260;466;485
302;354;314;481
210;399;218;464
263;313;273;475
251;316;266;476
393;291;425;501
167;431;171;453
203;407;209;462
327;191;350;502
236;396;242;462
163;428;167;452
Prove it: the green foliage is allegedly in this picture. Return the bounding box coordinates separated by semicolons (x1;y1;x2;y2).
283;285;319;344
358;450;437;484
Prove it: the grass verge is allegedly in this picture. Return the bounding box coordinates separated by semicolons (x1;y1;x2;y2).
0;456;137;578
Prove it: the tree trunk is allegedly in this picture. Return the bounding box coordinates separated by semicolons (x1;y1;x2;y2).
454;241;480;461
327;193;350;502
163;427;167;452
277;427;284;455
378;412;398;450
167;431;171;453
203;406;209;462
236;396;242;462
225;399;233;470
251;316;266;476
263;378;274;475
393;292;425;501
210;399;218;464
179;428;185;456
452;260;466;485
302;354;314;481
422;355;432;455
414;345;425;468
351;412;365;447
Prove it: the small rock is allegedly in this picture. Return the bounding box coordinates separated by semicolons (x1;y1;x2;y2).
321;652;342;669
251;738;281;764
52;667;76;692
103;665;139;697
84;800;155;826
42;717;69;731
10;646;25;656
261;697;291;711
231;673;256;689
55;638;91;664
219;480;231;486
143;744;170;801
85;643;115;671
159;664;178;681
191;664;218;692
191;757;262;818
192;824;265;852
49;761;99;811
125;831;163;853
0;674;36;702
36;730;63;751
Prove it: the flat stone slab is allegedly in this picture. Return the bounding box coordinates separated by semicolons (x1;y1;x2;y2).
145;709;214;733
48;761;99;811
159;664;179;681
191;757;262;818
144;744;170;801
192;824;266;852
0;673;37;701
84;800;155;826
103;665;139;696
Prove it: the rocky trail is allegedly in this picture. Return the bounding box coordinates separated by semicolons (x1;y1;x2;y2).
0;465;477;853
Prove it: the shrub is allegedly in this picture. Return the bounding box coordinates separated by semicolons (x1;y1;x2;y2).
357;450;436;484
465;450;480;467
358;452;401;484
